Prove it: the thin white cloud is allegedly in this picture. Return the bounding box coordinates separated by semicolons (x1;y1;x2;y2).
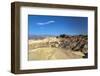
37;20;55;26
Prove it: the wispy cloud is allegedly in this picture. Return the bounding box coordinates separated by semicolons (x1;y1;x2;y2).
36;20;55;26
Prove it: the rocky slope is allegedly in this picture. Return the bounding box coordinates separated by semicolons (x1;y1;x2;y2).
29;35;88;60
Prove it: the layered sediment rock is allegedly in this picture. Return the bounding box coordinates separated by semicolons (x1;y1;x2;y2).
48;36;87;52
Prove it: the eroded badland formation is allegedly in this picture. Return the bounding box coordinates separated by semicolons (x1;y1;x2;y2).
28;34;88;60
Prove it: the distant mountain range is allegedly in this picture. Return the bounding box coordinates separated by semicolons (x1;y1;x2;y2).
28;35;56;40
28;34;88;40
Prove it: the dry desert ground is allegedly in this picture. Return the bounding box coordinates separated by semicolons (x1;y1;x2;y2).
28;36;87;60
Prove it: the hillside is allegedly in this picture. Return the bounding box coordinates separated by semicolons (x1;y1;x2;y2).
28;35;88;60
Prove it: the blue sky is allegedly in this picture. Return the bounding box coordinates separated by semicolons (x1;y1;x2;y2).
28;15;88;36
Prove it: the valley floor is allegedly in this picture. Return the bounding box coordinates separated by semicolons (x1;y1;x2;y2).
28;47;84;60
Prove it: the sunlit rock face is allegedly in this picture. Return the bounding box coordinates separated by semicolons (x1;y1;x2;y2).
28;35;88;60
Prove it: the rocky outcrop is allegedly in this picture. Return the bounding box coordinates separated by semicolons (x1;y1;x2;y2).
46;35;88;58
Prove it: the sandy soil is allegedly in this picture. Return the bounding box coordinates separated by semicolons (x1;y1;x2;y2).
28;47;84;60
